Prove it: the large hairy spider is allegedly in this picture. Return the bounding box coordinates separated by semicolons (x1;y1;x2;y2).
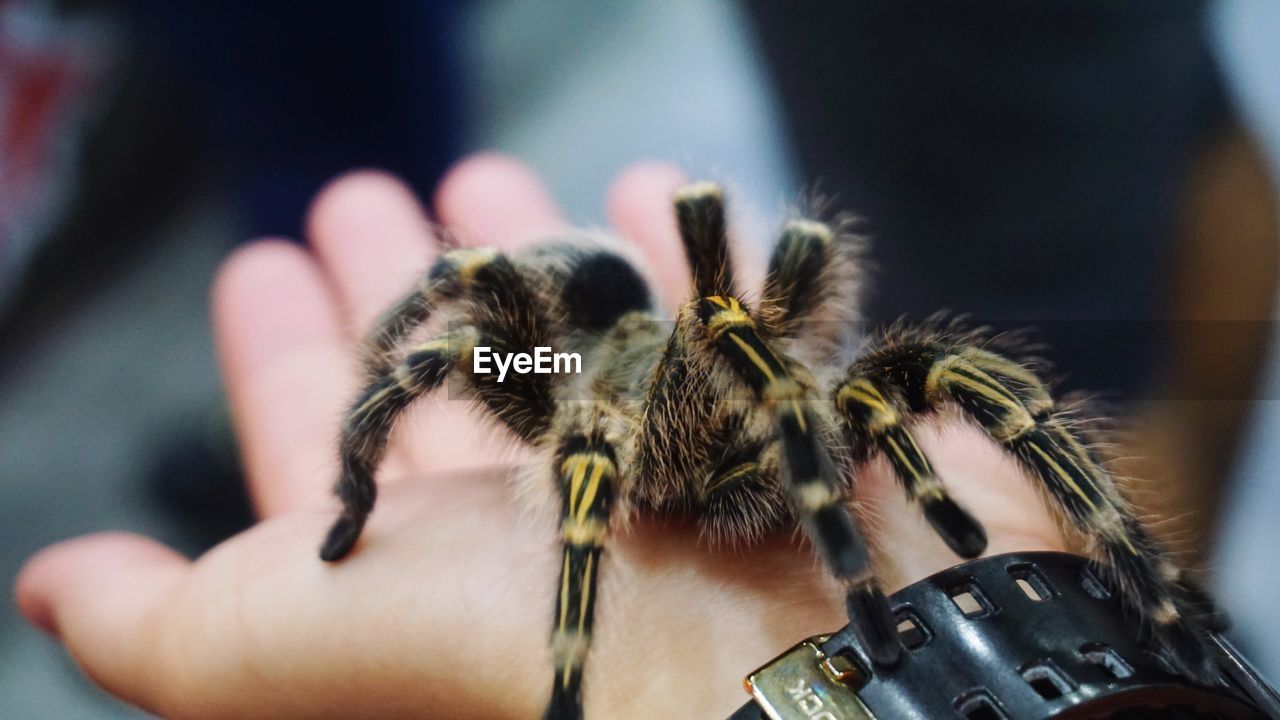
319;182;1212;719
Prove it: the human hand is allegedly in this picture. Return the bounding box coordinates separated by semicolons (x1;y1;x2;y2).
15;156;1066;719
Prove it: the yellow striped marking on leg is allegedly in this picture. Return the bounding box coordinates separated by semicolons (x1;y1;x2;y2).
441;247;500;284
993;410;1036;442
838;379;901;431
412;336;457;355
881;431;945;502
1025;432;1140;556
352;333;476;415
561;517;607;546
560;452;617;477
839;379;952;497
838;379;890;412
721;330;778;381
566;457;589;514
392;364;419;393
1094;508;1139;555
550;551;597;690
914;479;946;502
705;299;755;338
705;462;758;494
899;425;927;460
576;460;609;523
712;313;812;431
929;357;1038;440
1023;437;1106;522
795;481;839;511
557;549;571;633
413;331;477;365
726;332;778;383
578;553;595;637
767;380;810;433
837;379;940;493
960;348;1053;412
552;630;589;689
882;434;922;483
928;356;1022;409
706;295;741;311
561;452;616;531
1153;599;1181;626
938;368;1023;412
774;401;810;433
347;384;399;428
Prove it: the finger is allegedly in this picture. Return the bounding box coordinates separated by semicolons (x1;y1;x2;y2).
213;240;352;516
606;162;691;310
855;421;1066;591
14;533;190;713
306;170;437;338
434;153;566;249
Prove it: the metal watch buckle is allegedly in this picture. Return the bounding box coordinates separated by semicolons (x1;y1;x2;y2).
745;636;877;720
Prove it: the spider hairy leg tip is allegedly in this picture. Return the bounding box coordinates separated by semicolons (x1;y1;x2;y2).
543;689;582;720
846;587;904;668
924;497;989;559
1159;620;1217;685
319;516;363;562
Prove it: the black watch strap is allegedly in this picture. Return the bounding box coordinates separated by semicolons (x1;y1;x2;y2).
728;551;1280;719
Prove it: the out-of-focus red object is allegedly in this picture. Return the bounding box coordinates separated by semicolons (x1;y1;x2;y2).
0;0;110;311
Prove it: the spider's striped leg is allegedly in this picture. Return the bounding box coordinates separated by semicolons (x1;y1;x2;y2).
691;296;901;667
361;248;499;378
879;343;1212;680
757;217;865;342
776;401;901;667
833;375;987;558
321;326;480;561
758;219;834;335
324;249;559;560
544;432;619;720
674;182;737;298
361;278;434;379
700;420;787;545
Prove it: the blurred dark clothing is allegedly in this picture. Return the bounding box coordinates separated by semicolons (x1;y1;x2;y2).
117;0;465;548
131;0;464;239
749;1;1229;399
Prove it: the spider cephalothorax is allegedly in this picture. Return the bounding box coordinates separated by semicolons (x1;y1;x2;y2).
319;182;1214;719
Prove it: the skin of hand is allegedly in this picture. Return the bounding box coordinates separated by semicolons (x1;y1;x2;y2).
13;156;1066;719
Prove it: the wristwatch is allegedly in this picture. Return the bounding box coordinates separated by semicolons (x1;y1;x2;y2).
727;552;1280;719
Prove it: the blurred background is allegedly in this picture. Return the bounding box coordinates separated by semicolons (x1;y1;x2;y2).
1;1;1278;715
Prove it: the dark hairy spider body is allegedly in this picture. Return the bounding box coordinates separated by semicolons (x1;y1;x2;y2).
320;183;1214;720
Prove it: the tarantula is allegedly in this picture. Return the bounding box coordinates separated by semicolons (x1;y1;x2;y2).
318;182;1212;719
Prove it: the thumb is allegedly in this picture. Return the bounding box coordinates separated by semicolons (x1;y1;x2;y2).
14;532;189;712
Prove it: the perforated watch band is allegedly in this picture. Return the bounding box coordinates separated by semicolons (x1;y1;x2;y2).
727;551;1280;719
